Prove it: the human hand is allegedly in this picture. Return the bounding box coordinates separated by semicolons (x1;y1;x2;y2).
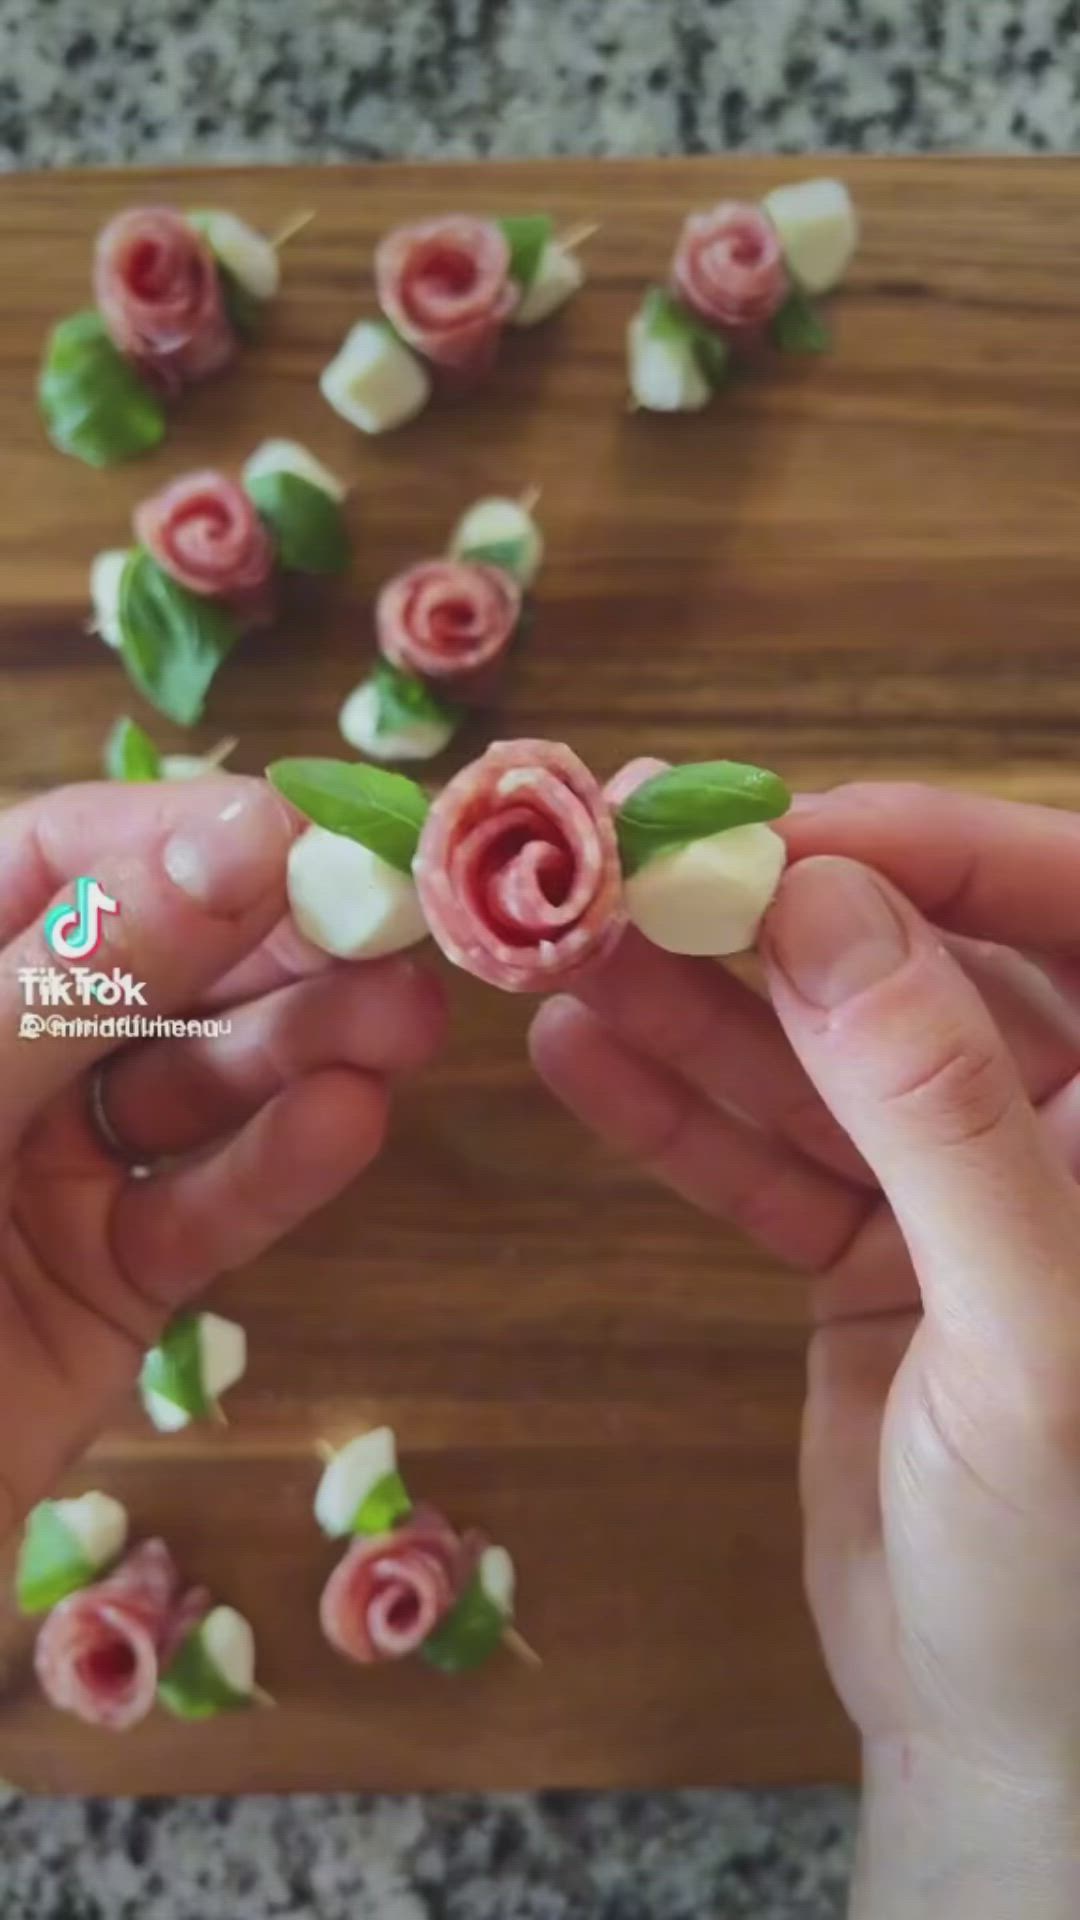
0;776;445;1537
531;783;1080;1916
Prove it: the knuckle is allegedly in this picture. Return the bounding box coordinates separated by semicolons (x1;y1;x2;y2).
882;1033;1014;1149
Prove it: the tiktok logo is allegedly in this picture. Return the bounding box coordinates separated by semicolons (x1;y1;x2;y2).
44;876;120;962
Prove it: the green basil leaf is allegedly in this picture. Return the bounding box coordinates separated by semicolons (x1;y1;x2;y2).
373;660;459;741
104;715;162;783
159;1627;250;1720
140;1313;210;1420
245;469;349;575
16;1504;94;1615
422;1573;506;1675
771;288;831;354
616;761;791;876
38;310;166;468
500;214;553;292
637;287;731;391
118;550;239;729
187;211;265;338
352;1470;413;1537
268;757;429;874
455;537;524;574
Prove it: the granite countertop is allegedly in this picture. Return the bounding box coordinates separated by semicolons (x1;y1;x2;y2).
0;1;1073;1915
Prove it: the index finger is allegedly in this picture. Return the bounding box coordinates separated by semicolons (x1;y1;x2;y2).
782;783;1080;957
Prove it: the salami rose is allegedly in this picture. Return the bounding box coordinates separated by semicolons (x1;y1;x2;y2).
414;739;626;993
34;1540;209;1732
135;471;276;615
94;207;234;392
320;1507;477;1664
603;757;669;811
672;203;788;336
375;216;518;375
376;559;521;698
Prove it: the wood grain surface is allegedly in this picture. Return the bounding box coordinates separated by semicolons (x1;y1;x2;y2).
0;156;1078;1795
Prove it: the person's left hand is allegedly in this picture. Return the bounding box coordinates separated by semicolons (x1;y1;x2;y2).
0;776;446;1536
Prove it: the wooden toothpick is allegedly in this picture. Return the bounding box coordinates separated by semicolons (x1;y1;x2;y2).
502;1626;543;1669
314;1438;336;1465
205;736;238;770
271;209;316;251
252;1685;278;1710
519;485;542;515
558;221;600;253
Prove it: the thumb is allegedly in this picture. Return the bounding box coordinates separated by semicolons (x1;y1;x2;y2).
0;779;294;1155
762;857;1080;1353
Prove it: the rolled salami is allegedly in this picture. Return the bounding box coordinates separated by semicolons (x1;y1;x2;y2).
135;471;275;619
413;739;626;992
34;1539;209;1732
376;558;521;699
671;202;788;337
320;1506;478;1665
94;207;234;392
603;756;669;811
375;216;518;376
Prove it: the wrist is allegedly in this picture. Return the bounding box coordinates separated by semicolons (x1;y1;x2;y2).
852;1737;1080;1920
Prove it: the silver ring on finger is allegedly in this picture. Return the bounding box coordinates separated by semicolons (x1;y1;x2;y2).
87;1062;157;1180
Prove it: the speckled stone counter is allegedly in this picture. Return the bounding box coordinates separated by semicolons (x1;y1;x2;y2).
0;1;1074;1915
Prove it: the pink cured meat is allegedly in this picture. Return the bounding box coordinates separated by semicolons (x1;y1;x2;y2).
375;215;518;375
94;207;234;393
376;559;522;698
603;757;670;812
414;739;627;993
671;202;788;337
320;1506;479;1665
135;470;276;616
34;1539;210;1732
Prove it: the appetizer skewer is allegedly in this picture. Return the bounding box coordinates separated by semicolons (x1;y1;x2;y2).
269;743;791;977
139;1311;248;1433
628;176;858;413
321;213;590;436
39;205;301;466
92;443;350;728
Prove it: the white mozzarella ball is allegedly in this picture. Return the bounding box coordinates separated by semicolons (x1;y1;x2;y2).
338;680;457;764
287;826;429;961
625;824;787;957
243;439;347;503
761;178;858;295
510;243;584;326
320;322;432;435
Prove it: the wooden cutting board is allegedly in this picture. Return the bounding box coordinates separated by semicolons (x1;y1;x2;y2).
1;156;1079;1795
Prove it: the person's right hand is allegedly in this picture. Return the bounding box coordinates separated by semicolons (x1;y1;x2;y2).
530;784;1080;1916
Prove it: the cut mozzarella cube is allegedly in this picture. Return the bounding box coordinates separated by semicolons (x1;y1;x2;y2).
243;439;347;504
52;1492;128;1574
142;1388;192;1433
89;549;130;649
761;178;858;295
196;210;280;301
315;1426;405;1538
628;313;711;413
320;321;432;435
338;679;457;764
510;242;585;327
201;1605;257;1698
159;1604;259;1719
478;1545;515;1618
449;496;544;587
287;825;429;961
625;823;787;957
200;1312;248;1403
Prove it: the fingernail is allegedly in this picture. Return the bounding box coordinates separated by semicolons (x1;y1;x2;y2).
163;786;291;915
766;858;908;1010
